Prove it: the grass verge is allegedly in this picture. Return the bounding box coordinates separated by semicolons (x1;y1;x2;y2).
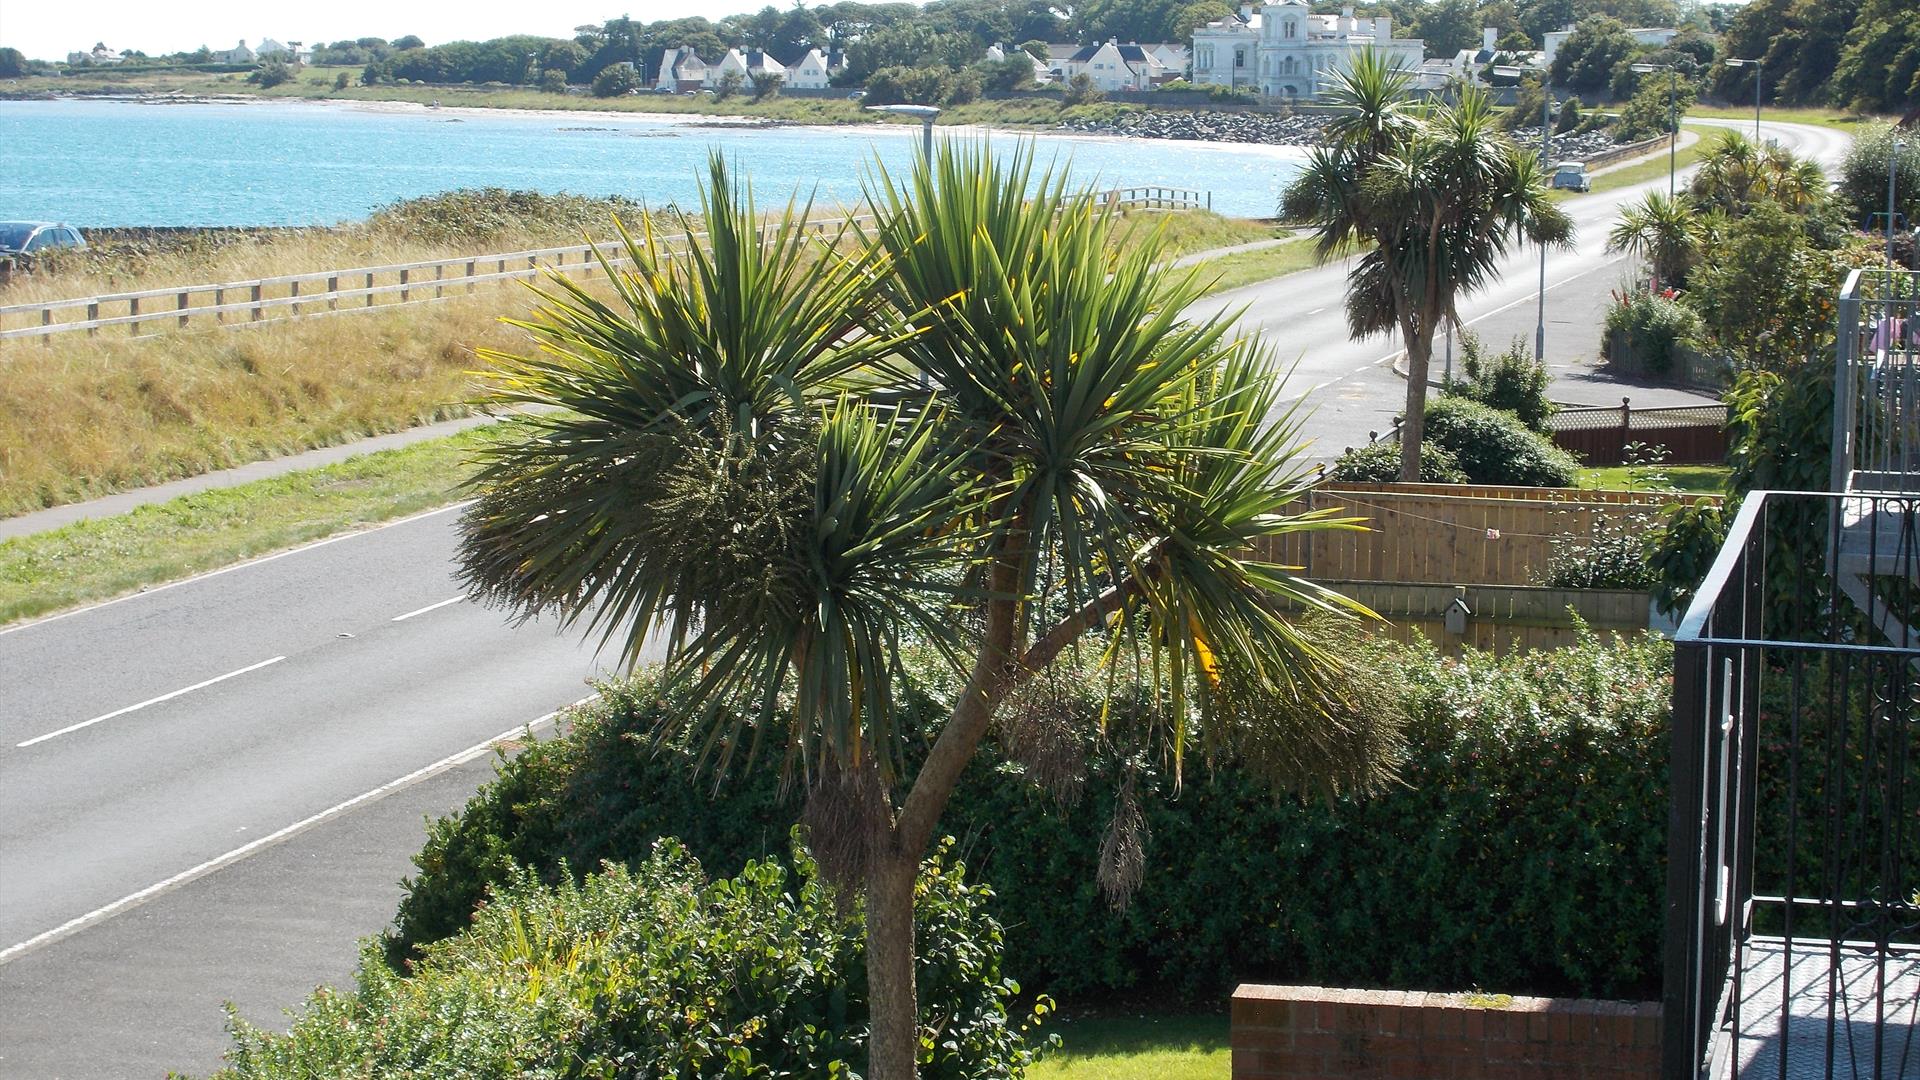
1030;1013;1229;1080
1197;236;1323;294
1684;104;1887;133
1552;135;1710;201
0;427;492;626
1578;463;1728;494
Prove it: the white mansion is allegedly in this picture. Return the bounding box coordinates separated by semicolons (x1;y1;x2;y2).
1192;1;1424;99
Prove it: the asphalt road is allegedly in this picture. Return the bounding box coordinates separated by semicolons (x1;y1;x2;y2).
0;117;1853;1079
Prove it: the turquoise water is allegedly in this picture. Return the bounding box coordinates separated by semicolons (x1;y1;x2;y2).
0;99;1305;226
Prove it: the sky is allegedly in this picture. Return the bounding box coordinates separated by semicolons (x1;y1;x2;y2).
0;0;756;62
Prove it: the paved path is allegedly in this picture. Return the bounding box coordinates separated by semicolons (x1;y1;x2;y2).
0;118;1853;1079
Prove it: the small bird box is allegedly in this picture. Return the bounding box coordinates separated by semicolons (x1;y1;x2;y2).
1444;595;1472;636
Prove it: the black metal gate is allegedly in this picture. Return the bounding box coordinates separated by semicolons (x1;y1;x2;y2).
1666;491;1920;1080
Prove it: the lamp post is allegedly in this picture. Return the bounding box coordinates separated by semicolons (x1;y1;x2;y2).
1497;64;1552;363
866;103;941;159
1893;137;1907;273
1722;57;1762;143
1630;62;1679;197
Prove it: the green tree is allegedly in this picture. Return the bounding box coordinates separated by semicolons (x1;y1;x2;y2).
1549;15;1638;96
0;47;26;78
456;147;1395;1080
1830;0;1920;113
1606;192;1705;288
590;60;640;96
1281;52;1573;482
751;71;784;101
1838;122;1920;233
1062;71;1103;105
1415;0;1484;59
1611;71;1695;142
714;67;746;99
248;58;294;88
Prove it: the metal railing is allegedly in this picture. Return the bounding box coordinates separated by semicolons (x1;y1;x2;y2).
0;186;1213;344
1831;268;1920;494
1665;490;1920;1080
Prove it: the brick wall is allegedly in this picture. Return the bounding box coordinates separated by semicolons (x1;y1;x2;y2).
1231;984;1662;1079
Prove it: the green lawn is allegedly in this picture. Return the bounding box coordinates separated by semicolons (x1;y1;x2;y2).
1198;236;1324;294
1684;104;1887;133
0;427;494;626
1030;1013;1229;1080
1578;463;1728;495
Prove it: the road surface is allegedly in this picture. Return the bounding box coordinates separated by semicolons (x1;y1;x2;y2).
0;117;1852;1079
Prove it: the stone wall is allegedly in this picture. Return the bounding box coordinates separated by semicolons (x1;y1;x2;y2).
1231;984;1662;1079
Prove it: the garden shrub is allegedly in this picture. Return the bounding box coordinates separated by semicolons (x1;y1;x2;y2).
389;634;1673;1001
1329;439;1468;483
1422;397;1580;486
1603;288;1703;376
1537;512;1661;590
218;837;1046;1079
1444;332;1557;432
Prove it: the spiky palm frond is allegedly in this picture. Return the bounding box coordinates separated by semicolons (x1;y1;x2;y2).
1607;191;1703;287
861;141;1241;611
458;154;919;669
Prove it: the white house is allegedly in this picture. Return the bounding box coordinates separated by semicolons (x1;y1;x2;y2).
743;49;785;85
656;47;708;91
216;40;256;64
1440;27;1545;86
1059;40;1170;92
1542;25;1677;69
66;43;124;65
1191;1;1424;99
711;48;750;87
1148;43;1191;79
787;47;832;89
256;38;293;59
986;43;1053;84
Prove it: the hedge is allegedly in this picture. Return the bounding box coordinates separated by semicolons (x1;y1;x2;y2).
214;840;1044;1078
389;632;1673;1001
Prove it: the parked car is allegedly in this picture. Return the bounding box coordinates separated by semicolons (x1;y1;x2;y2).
1549;161;1591;192
847;90;867;101
0;221;88;259
654;85;676;93
0;222;86;280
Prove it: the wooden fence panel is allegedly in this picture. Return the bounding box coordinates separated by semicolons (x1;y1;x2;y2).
1323;581;1652;656
1254;482;1716;588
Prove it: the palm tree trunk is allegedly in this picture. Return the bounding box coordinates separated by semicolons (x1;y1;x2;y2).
865;850;920;1080
1399;323;1435;483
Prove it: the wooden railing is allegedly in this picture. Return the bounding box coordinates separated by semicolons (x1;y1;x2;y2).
1;186;1212;344
1107;186;1211;212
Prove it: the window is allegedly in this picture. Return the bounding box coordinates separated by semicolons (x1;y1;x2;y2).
1234;47;1246;68
1284;56;1297;74
1284;19;1296;38
23;230;50;252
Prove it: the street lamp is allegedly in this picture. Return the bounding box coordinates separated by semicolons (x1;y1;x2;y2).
1630;62;1679;197
1497;63;1552;364
1722;57;1762;143
865;103;941;159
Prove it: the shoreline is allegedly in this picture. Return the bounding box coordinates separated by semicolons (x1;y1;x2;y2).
12;88;1320;160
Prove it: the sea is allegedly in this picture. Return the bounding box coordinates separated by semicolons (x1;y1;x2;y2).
0;98;1309;226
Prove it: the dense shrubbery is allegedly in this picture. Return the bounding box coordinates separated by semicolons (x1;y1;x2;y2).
590;60;641;97
217;838;1045;1079
1329;440;1468;483
1444;333;1557;432
1422;397;1580;486
1603;288;1702;376
365;188;643;245
865;64;981;106
389;635;1674;1001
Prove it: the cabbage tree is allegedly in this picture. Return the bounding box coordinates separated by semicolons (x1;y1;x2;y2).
458;147;1398;1080
1281;52;1574;482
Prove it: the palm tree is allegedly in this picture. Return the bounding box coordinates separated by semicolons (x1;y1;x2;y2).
458;147;1399;1080
1282;53;1573;482
1607;191;1705;288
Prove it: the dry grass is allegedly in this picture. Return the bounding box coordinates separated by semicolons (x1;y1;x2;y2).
0;206;1270;520
0;291;536;515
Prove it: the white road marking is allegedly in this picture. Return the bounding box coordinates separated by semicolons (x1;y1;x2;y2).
392;596;463;622
0;501;472;639
16;656;288;748
0;696;594;966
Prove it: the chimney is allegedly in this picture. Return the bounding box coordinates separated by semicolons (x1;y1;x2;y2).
1483;26;1497;50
